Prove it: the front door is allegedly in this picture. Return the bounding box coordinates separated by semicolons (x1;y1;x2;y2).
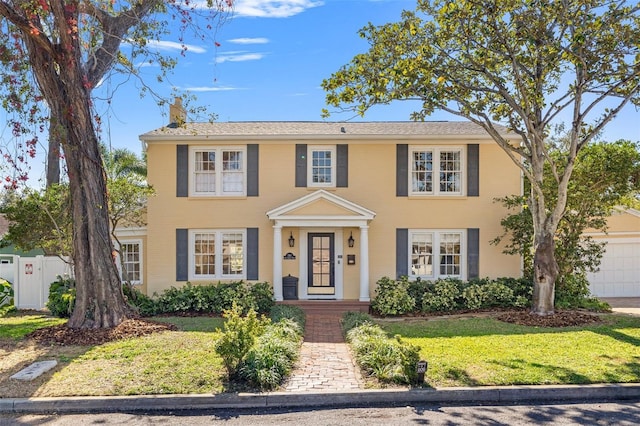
307;233;335;295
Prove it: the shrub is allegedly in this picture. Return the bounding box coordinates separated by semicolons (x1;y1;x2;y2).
239;318;302;390
214;303;268;377
270;304;305;330
123;283;157;316
0;279;13;308
421;278;465;312
341;311;373;334
46;276;75;318
155;283;198;313
407;278;429;310
496;277;533;302
462;281;515;310
577;297;611;312
346;323;420;384
555;274;591;308
248;282;275;313
371;276;415;316
151;281;273;315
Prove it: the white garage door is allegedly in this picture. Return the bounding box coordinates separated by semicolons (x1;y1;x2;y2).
588;238;640;297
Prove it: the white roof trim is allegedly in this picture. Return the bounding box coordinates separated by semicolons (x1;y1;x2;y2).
113;227;147;237
613;206;640;218
266;190;376;222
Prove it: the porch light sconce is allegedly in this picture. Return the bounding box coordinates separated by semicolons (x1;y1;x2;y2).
288;232;295;248
348;232;355;248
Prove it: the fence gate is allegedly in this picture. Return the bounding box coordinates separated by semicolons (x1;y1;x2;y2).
14;256;70;310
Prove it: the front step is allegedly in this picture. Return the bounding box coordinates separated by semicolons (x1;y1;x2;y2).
278;300;370;315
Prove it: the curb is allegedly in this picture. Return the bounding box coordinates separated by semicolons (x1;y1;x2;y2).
2;384;640;414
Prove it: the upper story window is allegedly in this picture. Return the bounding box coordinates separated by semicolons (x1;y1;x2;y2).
410;230;464;279
190;147;246;196
308;146;336;187
410;146;463;195
190;229;245;280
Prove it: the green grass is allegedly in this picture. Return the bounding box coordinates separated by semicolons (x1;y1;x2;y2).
47;330;225;395
380;315;640;387
0;311;66;339
45;316;227;395
152;316;225;332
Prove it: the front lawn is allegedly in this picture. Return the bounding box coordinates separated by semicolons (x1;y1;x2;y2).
0;313;226;398
380;314;640;387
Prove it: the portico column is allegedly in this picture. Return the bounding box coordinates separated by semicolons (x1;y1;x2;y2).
273;225;283;301
359;225;370;302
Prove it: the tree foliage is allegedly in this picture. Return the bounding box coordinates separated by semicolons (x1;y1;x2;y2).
1;146;153;264
0;1;229;328
0;184;72;257
323;0;640;314
493;140;640;294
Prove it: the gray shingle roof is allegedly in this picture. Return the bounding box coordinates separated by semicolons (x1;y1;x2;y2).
140;121;510;141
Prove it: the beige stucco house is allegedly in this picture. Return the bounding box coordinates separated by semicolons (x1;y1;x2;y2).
132;110;523;302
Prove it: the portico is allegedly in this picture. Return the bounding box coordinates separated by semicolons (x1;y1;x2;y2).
266;190;376;302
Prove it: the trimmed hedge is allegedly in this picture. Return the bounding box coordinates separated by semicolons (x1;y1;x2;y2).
371;276;534;316
129;281;275;316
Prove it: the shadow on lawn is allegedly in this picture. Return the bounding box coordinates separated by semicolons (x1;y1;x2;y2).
489;358;592;384
0;337;92;399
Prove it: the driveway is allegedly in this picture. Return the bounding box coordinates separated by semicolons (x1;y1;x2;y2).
600;297;640;316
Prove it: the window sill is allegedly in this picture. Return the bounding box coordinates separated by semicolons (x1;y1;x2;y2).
407;195;468;200
187;195;248;200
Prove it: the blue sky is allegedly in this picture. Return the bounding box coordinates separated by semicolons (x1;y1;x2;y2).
7;0;640;186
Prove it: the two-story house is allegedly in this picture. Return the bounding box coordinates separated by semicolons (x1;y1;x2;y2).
132;101;523;302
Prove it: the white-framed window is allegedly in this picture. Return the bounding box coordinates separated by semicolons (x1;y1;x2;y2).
189;229;245;279
410;146;464;195
118;240;142;284
409;230;465;279
308;146;336;187
190;146;246;196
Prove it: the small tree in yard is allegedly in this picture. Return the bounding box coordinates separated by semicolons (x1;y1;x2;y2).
0;1;230;328
323;0;640;315
493;140;640;301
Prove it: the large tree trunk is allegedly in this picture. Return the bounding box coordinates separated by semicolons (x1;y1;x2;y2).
60;96;135;329
531;232;558;315
19;6;135;329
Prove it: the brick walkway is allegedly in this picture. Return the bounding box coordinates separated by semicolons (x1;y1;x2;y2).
283;313;363;392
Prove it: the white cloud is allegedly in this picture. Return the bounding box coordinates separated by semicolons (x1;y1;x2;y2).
234;0;323;18
145;40;207;54
228;37;270;44
186;0;322;18
216;52;265;63
183;86;238;92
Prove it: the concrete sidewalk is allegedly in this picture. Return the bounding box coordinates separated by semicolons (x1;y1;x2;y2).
2;384;640;413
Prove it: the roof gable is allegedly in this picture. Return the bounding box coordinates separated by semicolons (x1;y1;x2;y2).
267;190;375;222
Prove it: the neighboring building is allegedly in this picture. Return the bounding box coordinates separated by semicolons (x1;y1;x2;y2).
586;208;640;297
137;107;522;301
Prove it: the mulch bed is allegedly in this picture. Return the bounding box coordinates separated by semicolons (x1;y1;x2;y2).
496;310;603;327
26;318;177;346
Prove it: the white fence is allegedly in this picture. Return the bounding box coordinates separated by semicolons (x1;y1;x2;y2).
0;255;72;310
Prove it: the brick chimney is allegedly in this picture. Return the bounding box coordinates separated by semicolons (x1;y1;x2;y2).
169;97;186;126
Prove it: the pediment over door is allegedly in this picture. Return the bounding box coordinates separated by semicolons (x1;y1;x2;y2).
266;190;375;227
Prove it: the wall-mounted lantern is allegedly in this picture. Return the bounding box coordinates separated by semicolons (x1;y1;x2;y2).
348;232;355;248
288;232;295;248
